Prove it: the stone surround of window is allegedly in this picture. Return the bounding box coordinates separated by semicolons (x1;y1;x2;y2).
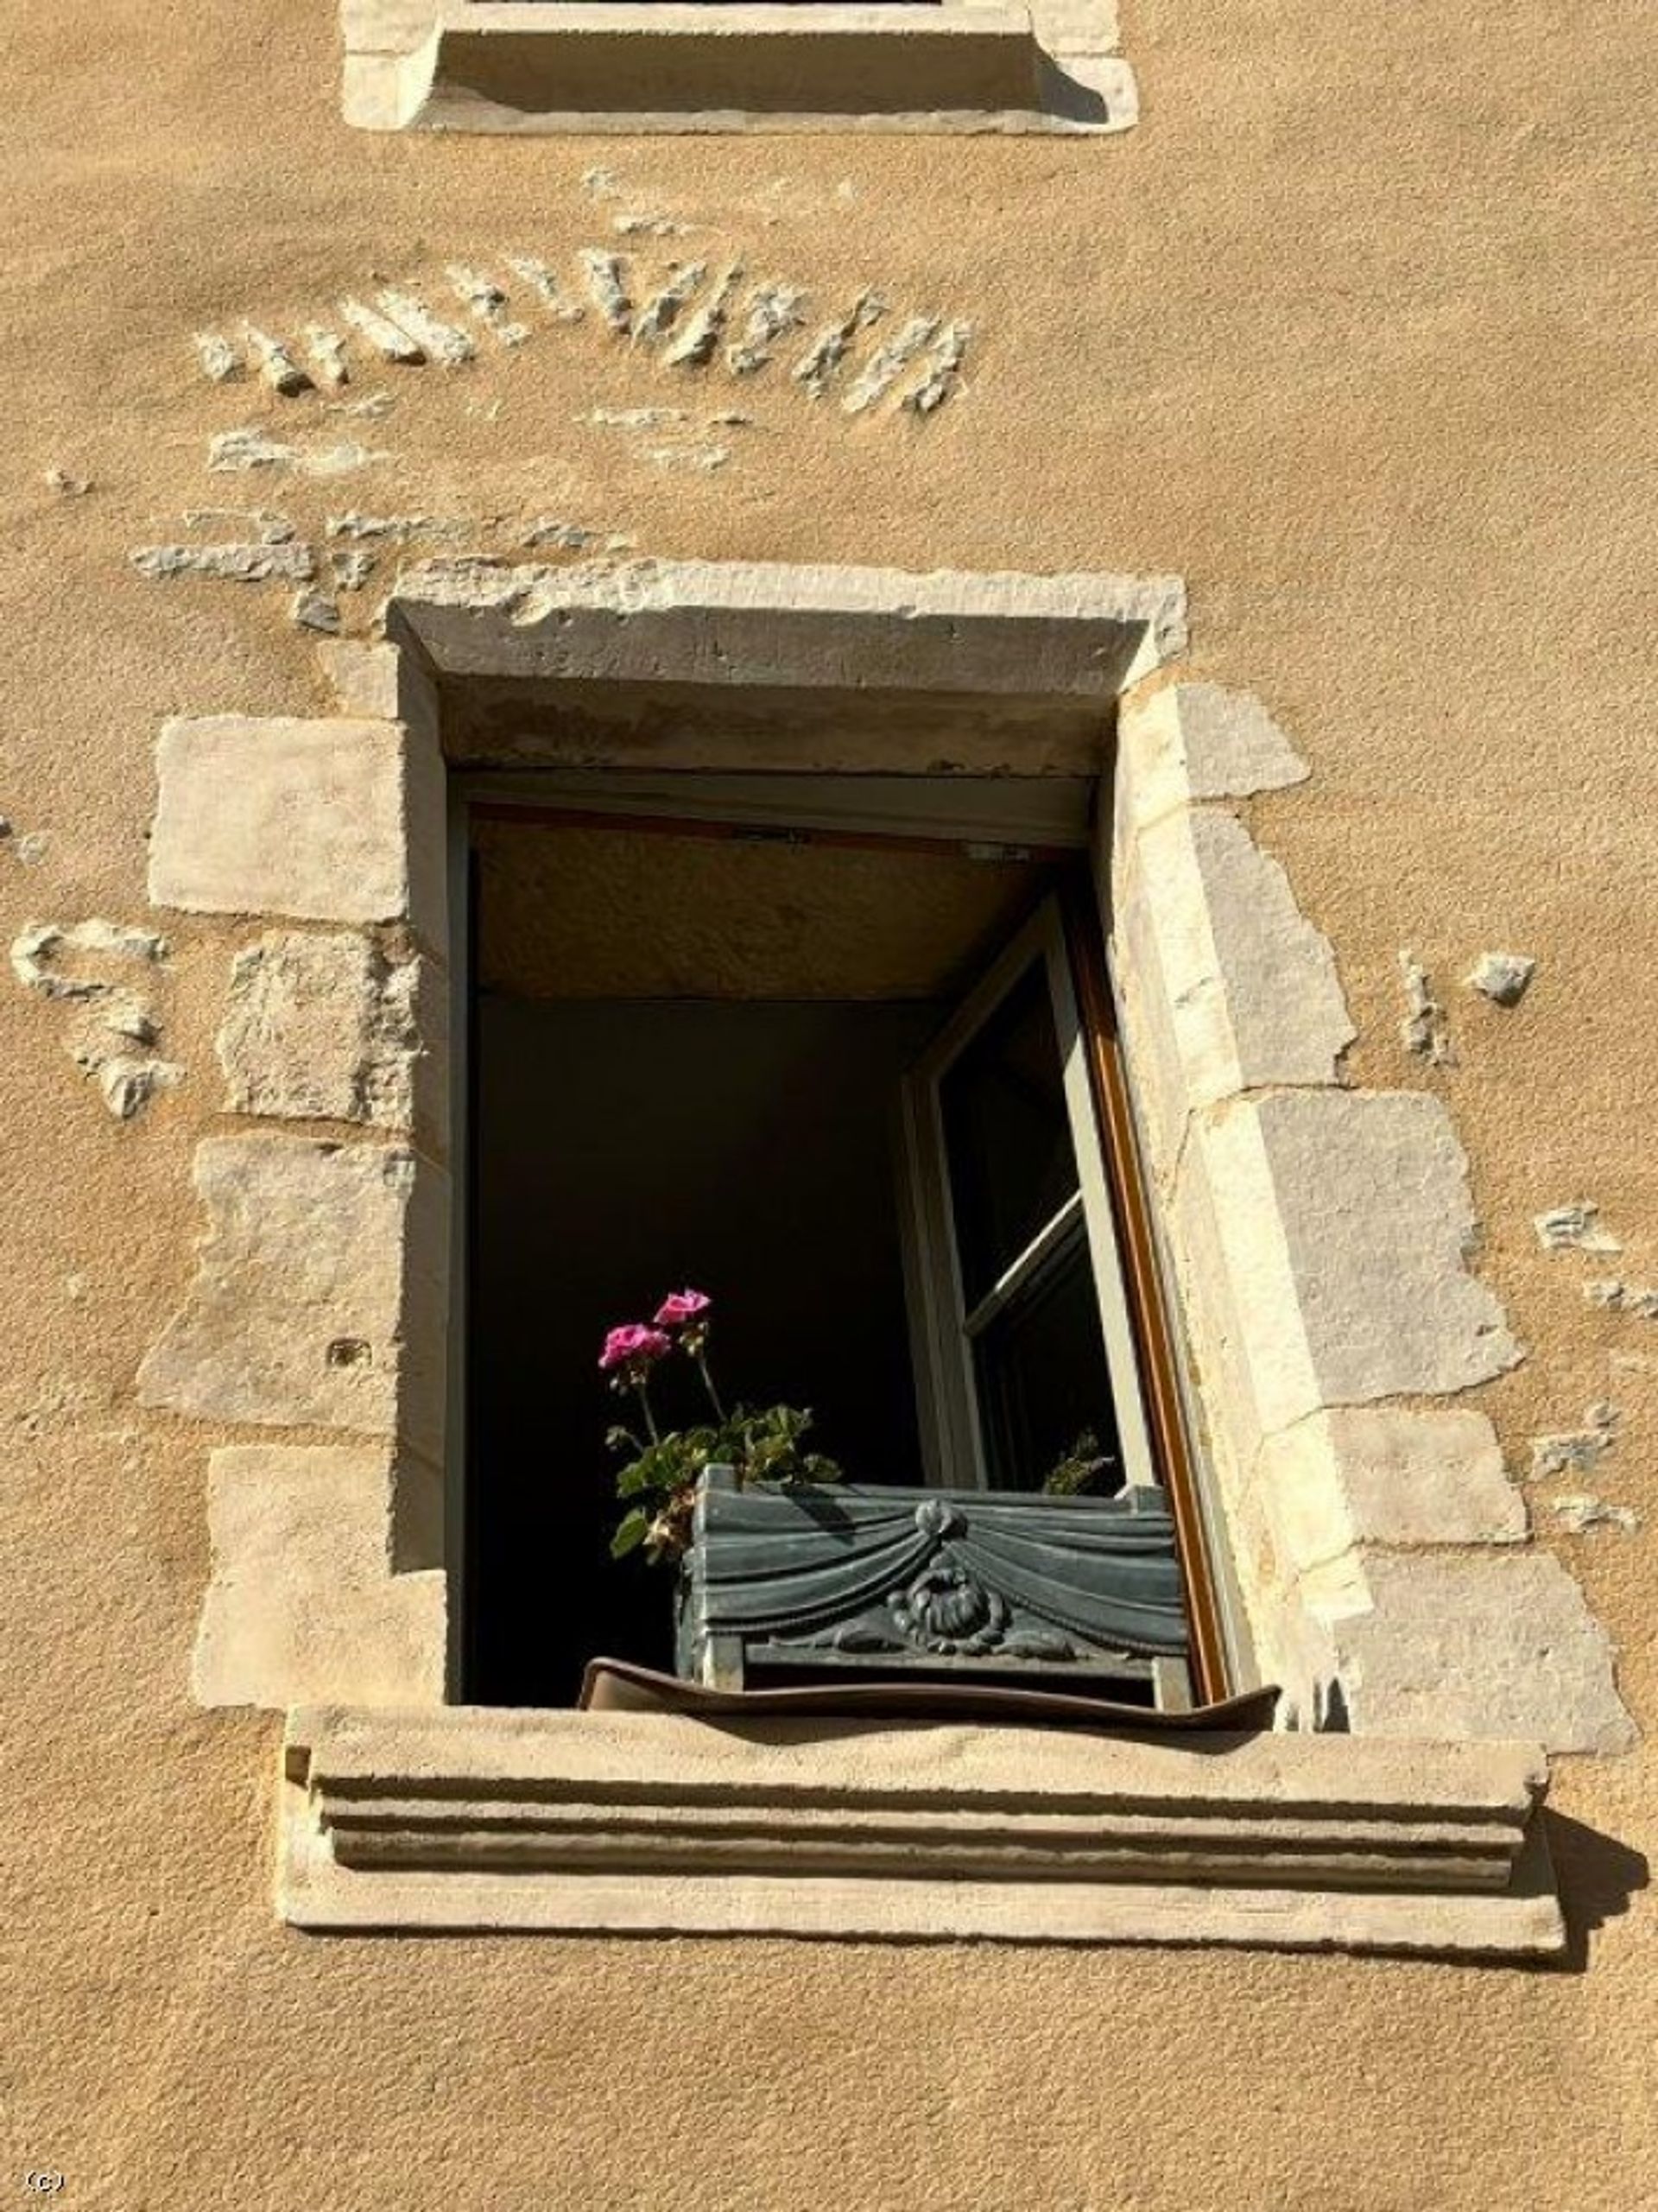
340;0;1138;136
140;557;1634;1952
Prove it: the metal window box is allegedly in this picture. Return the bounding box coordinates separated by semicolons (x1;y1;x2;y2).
677;1466;1192;1705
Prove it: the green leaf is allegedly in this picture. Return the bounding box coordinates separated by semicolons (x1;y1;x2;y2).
610;1506;651;1559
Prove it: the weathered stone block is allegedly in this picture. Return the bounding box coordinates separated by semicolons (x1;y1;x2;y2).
1271;1549;1634;1754
315;640;405;720
1251;1406;1527;1578
194;1445;445;1708
217;931;442;1136
1114;808;1353;1168
1116;681;1309;846
137;1134;448;1459
150;716;418;926
1174;1091;1522;1456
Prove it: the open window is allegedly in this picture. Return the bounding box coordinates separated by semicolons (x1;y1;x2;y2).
459;770;1220;1712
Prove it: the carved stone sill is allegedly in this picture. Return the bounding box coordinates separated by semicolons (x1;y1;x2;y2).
281;1707;1564;1957
340;0;1136;136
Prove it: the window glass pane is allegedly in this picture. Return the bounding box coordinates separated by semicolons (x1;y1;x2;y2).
971;1220;1123;1493
938;956;1079;1310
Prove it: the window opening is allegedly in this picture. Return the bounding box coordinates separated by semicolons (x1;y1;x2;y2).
458;771;1218;1708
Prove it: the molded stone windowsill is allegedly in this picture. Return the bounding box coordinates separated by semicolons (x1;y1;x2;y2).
281;1706;1565;1958
340;0;1136;135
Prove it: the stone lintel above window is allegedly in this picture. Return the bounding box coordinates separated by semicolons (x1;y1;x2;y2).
339;0;1137;136
282;1706;1565;1958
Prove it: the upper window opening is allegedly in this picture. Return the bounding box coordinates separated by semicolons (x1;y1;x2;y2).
340;0;1137;136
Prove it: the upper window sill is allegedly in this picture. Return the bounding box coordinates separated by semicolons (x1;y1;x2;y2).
340;0;1138;135
282;1704;1564;1959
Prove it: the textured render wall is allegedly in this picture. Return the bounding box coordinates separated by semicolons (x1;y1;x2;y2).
3;5;1657;2212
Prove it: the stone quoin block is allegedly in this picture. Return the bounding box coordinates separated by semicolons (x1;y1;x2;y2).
1111;806;1354;1174
1249;1405;1528;1578
149;715;434;929
137;1134;448;1460
1269;1548;1634;1754
193;1445;445;1709
217;931;443;1138
1172;1090;1522;1463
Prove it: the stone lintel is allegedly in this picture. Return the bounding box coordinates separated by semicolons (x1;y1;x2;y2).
389;558;1187;698
280;1707;1561;1955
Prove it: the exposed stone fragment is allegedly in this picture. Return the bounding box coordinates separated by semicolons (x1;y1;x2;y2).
195;331;241;382
583;406;687;429
208;427;392;477
1535;1201;1621;1253
340;296;426;364
578;250;632;334
643;443;731;473
1530;1403;1619;1480
1586;1278;1658;1319
662;263;743;370
725;283;807;376
1465;950;1535;1006
245;326;313;396
902;320;971;415
326;390;394;420
326;511;440;542
793;290;885;398
13;833;47;865
44;466;90;496
375;288;476;367
12;921;180;1118
130;541;316;584
520;520;632;554
331;549;377;591
1400;950;1452;1065
612;212;694;239
632;263;709;346
844;314;942;415
88;1049;184;1120
446;265;528;346
581;165;623;200
305;326;351;389
137;1134;446;1448
1551;1493;1639;1536
291;588;341;635
12;918;165;999
217;931;427;1130
503;256;585;324
183;505;296;542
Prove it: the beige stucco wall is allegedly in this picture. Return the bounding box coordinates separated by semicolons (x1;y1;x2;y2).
3;1;1655;2205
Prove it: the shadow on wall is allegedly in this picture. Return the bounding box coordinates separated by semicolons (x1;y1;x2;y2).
1546;1812;1649;1974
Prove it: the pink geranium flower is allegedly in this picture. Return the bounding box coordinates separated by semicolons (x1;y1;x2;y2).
598;1323;671;1374
654;1289;712;1328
